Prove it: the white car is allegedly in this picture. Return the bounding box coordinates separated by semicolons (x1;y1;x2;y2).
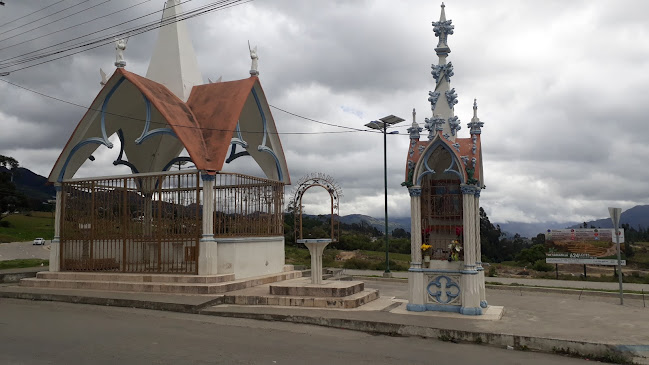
33;238;45;245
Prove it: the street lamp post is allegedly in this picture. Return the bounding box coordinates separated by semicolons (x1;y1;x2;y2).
366;115;404;276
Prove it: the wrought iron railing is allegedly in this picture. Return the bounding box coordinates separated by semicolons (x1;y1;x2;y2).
213;172;284;237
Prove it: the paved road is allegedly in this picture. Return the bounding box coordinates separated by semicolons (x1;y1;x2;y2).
0;299;592;365
0;241;50;261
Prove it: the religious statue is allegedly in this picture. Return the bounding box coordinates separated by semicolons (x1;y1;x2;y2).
115;39;127;68
249;41;259;76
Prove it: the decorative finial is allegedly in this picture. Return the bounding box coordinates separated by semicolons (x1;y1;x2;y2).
115;38;127;68
424;115;446;140
432;3;453;56
249;41;259;76
408;108;423;140
468;98;484;134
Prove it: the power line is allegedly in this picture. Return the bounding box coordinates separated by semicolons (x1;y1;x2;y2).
0;0;190;66
0;0;112;45
269;105;370;132
0;0;92;37
0;77;370;136
0;0;151;53
0;0;244;71
0;0;66;29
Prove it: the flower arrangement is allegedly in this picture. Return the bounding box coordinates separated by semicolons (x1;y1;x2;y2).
421;243;432;257
448;226;463;261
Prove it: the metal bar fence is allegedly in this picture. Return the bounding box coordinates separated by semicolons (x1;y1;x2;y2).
60;171;200;274
213;172;284;237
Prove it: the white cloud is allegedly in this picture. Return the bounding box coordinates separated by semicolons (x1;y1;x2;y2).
1;0;649;224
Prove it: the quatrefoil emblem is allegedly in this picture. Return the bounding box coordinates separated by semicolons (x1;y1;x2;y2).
427;275;460;304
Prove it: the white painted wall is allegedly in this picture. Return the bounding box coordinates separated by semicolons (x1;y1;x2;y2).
216;236;285;279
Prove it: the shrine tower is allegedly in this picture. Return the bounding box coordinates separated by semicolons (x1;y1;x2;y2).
404;3;487;315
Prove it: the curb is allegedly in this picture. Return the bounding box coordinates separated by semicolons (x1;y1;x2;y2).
0;290;640;363
199;309;635;363
0;271;39;283
486;284;648;300
0;290;223;313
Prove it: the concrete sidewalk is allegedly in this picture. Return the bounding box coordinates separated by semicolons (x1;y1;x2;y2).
1;274;647;363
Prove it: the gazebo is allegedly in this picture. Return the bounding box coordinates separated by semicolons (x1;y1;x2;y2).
403;3;487;315
47;0;290;279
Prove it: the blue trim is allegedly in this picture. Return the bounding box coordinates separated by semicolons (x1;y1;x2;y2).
112;129;139;174
476;266;484;271
54;185;62;192
409;268;463;274
480;300;488;308
135;92;177;144
231;122;248;148
58;138;109;182
406;303;426;312
162;157;193;172
460;270;479;275
407;303;461;313
460;307;483;315
58;77;129;181
201;173;216;182
427;275;460;304
100;77;126;148
251;87;283;181
225;144;250;164
416;138;465;185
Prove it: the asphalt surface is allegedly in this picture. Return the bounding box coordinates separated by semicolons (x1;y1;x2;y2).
0;240;50;261
0;298;593;365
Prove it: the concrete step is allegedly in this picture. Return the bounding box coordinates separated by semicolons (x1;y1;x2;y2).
20;271;303;295
222;288;380;309
269;280;364;297
36;272;235;284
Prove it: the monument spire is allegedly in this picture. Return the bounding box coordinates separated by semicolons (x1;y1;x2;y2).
145;0;203;102
428;2;457;140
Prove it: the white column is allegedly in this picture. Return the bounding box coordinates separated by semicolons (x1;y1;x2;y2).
409;186;422;268
407;186;425;311
198;172;218;275
303;240;331;284
460;185;481;315
475;190;487;308
49;184;62;272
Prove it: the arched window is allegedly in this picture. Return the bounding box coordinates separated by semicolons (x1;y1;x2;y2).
420;146;463;260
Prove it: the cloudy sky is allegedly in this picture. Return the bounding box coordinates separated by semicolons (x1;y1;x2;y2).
1;0;648;224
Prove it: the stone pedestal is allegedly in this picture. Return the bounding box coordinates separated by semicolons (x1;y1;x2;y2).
297;238;331;284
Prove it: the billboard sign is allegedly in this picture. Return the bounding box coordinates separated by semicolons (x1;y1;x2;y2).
545;228;626;266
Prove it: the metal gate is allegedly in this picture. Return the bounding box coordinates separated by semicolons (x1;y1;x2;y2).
421;177;463;260
60;171;200;274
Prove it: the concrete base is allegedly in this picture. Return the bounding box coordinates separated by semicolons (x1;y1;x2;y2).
270;278;364;297
223;277;379;309
394;302;504;320
19;266;301;295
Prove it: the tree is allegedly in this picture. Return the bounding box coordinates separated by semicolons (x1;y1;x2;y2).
0;155;19;183
391;228;410;239
0;155;27;221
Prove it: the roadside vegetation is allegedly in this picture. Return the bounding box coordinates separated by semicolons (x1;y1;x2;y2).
0;258;49;271
0;211;54;243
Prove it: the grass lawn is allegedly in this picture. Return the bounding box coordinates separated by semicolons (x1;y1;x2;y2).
285;245;411;271
0;212;54;243
0;258;49;270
